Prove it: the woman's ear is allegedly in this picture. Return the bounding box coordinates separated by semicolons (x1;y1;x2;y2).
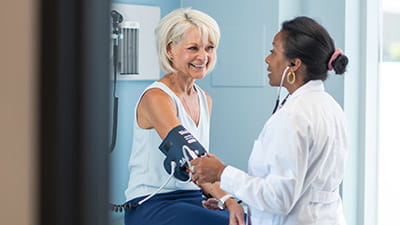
167;43;174;60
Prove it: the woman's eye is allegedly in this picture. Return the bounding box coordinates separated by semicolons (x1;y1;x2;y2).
207;46;215;51
188;46;198;50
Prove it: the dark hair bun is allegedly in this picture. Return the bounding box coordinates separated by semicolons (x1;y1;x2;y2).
332;54;349;75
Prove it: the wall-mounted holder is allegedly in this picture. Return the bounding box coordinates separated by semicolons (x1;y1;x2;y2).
111;4;160;80
119;21;139;75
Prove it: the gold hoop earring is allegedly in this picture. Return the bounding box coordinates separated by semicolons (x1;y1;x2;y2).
287;71;296;84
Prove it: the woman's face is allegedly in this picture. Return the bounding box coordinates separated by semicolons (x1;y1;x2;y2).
265;31;291;87
168;27;215;79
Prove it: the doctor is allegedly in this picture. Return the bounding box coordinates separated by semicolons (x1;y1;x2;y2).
191;16;349;225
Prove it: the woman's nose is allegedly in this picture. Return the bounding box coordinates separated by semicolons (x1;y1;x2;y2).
198;49;209;60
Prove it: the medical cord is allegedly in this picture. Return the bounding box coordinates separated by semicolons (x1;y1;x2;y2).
110;161;177;212
180;145;198;183
109;33;121;152
272;66;290;114
111;146;200;211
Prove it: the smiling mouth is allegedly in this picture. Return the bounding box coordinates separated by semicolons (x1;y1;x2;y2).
190;63;206;68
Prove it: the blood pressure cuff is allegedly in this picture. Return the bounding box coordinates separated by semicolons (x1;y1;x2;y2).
159;125;207;181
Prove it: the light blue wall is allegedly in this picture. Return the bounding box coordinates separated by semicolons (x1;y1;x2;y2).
110;0;354;224
181;0;346;170
301;0;346;106
181;0;280;172
110;0;348;202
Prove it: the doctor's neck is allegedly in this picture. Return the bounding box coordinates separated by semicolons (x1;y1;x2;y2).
286;84;302;94
285;76;305;94
283;61;307;94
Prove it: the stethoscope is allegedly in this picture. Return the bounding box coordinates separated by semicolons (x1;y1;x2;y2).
272;65;291;114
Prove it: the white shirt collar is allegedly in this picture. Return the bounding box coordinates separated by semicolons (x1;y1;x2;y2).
290;79;325;99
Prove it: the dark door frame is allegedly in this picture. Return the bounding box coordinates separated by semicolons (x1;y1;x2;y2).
39;0;111;224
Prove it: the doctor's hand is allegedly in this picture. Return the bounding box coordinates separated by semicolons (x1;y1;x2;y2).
198;182;245;225
225;198;245;225
191;153;227;184
201;197;245;225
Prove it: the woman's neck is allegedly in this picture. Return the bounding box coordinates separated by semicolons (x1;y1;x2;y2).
162;73;196;96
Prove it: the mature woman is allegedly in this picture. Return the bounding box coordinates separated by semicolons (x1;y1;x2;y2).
191;16;349;225
124;8;244;225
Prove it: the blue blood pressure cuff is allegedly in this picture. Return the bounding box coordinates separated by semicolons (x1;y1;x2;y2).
159;125;207;181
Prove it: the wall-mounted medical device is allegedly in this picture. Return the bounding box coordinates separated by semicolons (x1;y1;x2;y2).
119;21;139;75
111;4;160;80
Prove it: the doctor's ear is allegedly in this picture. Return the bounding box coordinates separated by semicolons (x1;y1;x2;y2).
289;58;302;71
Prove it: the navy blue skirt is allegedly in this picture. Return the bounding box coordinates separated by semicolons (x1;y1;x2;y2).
125;190;230;225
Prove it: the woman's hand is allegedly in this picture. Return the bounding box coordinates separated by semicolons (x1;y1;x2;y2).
191;153;227;184
201;198;220;210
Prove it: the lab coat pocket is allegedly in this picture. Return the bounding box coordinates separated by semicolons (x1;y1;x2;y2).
307;190;341;223
248;140;271;177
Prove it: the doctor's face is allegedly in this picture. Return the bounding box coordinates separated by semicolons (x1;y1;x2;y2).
265;31;291;87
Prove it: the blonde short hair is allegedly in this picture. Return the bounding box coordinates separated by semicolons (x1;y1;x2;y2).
155;8;221;74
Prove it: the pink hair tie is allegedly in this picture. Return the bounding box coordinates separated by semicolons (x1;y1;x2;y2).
328;48;343;71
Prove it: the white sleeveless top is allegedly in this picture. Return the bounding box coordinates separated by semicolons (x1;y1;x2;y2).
125;81;210;201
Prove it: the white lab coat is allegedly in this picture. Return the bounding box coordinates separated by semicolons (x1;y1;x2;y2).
220;80;348;225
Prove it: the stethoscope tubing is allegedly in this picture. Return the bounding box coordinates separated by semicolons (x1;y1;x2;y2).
272;66;290;114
